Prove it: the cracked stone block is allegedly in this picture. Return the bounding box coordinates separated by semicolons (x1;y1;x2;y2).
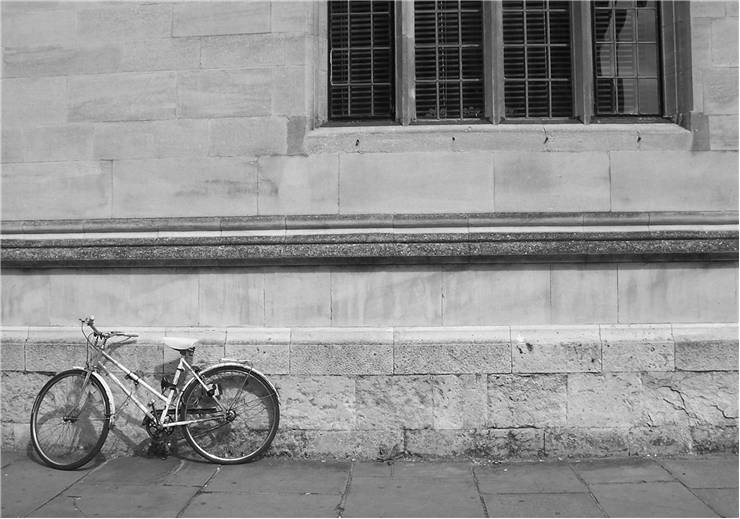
567;373;644;427
487;374;567;428
355;376;434;430
431;374;487;429
511;327;601;373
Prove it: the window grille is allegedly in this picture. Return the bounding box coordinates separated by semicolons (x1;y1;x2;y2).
328;0;395;120
592;0;662;115
414;0;485;121
502;0;573;119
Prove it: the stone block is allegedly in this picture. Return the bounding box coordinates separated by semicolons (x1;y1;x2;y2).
94;119;210;160
2;43;121;78
119;38;201;73
22;124;95;162
224;339;289;375
201;34;286;69
173;2;270;36
611;151;739;211
76;4;172;41
395;342;511;374
112;157;259;218
0;271;49;326
617;262;738;323
258;155;338;215
46;270;132;327
332;268;443;326
601;325;675;372
711;18;739;66
628;426;693;456
177;69;272;118
271;1;312;33
544;427;630;457
406;428;544;458
355;376;434;430
709;115;739;150
567;373;643;427
673;324;739;371
2;161;112;220
691;1;726;18
69;72;177;122
210;117;287;156
2;77;67;127
431;374;487;428
0;329;26;372
488;374;567;428
703;68;739;114
493;152;611;212
291;343;393;375
512;326;601;373
303;430;403;459
198;270;265;327
2;128;24;163
690;425;739;453
550;264;618;324
264;269;331;327
272;67;308;117
277;375;356;430
339;152;494;214
544;125;639;151
127;273;200;327
1;8;76;47
443;266;550;326
1;372;52;422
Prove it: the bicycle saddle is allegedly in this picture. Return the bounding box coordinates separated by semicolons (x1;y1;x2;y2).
163;337;198;351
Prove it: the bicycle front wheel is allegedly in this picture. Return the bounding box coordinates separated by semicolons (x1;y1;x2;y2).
181;365;279;464
30;369;111;470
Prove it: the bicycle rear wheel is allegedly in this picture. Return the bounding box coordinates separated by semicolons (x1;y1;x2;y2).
30;369;111;470
180;365;279;464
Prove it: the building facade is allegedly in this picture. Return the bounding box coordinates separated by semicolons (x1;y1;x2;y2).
1;0;738;458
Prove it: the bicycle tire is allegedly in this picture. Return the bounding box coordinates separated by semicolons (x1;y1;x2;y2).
180;364;279;464
30;369;111;470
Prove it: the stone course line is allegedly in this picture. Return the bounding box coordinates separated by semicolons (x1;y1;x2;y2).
175;464;221;518
336;459;354;518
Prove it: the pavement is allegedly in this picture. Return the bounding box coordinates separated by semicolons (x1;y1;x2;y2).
1;450;738;518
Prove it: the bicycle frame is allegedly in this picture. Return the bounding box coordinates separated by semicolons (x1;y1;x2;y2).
84;334;229;430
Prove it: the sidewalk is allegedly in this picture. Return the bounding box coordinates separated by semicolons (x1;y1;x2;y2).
2;450;737;517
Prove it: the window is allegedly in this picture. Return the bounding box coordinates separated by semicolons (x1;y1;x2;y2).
325;0;685;125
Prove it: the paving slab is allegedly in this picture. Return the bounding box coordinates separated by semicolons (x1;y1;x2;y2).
29;481;198;517
1;455;92;517
343;476;484;518
590;481;718;517
353;461;473;480
692;488;740;518
206;459;350;494
1;451;28;468
660;457;739;489
81;456;185;486
475;463;588;493
570;458;674;484
181;491;343;518
483;492;605;518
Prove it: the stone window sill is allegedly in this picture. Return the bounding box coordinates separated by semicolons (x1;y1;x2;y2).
304;123;693;154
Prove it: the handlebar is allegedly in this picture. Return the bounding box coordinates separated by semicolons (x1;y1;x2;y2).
80;316;139;339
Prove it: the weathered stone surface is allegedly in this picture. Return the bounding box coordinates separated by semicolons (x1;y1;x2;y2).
1;7;76;47
690;425;739;454
691;1;726;18
22;125;94;162
567;373;643;427
545;427;630;457
601;325;674;372
225;328;290;374
201;34;286;69
405;428;544;458
395;343;510;374
1;372;51;422
272;67;308;116
355;376;433;430
210;117;287;157
94;120;210;160
711;17;739;66
258;155;339;215
443;266;550;326
177;69;272;118
2;77;67;127
1;128;24;163
0;332;26;372
628;426;693;456
704;69;739;115
488;374;567;428
494;152;611;212
277;376;356;430
264;269;331;327
173;2;270;37
2;43;121;77
674;324;739;371
112;157;259;218
120;38;200;72
617;262;738;323
550;264;618;324
69;72;177;122
431;374;487;429
291;343;393;375
611;152;739;211
332;268;443;326
271;1;313;33
198;270;265;327
303;429;403;459
511;326;601;373
1;272;49;326
76;4;172;41
339;152;494;214
709;115;740;151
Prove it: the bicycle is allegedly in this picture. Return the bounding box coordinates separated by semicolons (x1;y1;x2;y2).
29;316;280;470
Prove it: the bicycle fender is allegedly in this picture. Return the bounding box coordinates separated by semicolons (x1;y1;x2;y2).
72;366;116;418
